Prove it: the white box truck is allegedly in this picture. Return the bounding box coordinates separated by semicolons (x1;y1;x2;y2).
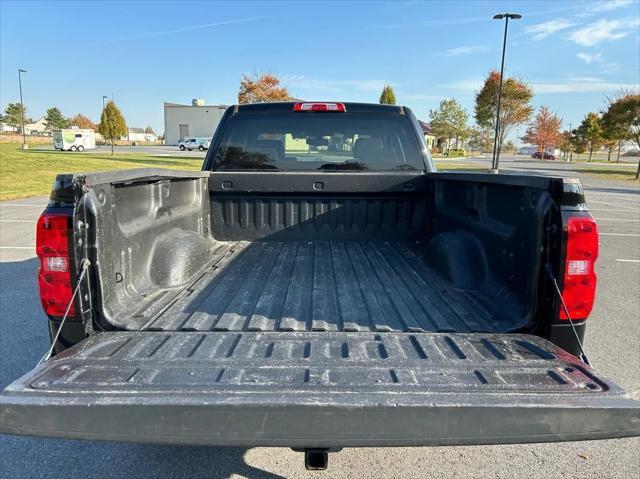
53;128;96;151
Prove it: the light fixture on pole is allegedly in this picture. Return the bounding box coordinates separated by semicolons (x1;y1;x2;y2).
490;12;522;173
102;95;108;111
18;68;27;150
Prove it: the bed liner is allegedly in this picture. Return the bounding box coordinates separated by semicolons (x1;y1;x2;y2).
130;241;514;333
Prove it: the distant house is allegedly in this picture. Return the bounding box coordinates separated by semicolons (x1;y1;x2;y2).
24;117;49;135
122;127;147;142
0;122;18;133
1;117;49;135
418;120;436;149
121;127;157;142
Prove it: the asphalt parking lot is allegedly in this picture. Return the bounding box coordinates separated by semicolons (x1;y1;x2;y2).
0;160;638;478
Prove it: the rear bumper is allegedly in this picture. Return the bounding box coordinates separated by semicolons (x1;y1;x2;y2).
2;394;638;447
1;331;638;447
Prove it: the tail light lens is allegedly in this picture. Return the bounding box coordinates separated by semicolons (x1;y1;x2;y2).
559;217;598;320
293;102;346;112
36;212;76;317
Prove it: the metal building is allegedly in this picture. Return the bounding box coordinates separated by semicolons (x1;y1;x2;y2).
163;99;227;145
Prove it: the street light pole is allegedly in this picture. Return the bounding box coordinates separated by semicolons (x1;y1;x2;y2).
18;68;27;150
102;95;108;111
490;13;521;173
568;123;573;162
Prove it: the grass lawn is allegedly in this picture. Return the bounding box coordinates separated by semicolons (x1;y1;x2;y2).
434;161;485;171
0;144;538;201
0;144;202;201
431;153;481;159
0;144;486;201
574;166;639;181
569;154;639;163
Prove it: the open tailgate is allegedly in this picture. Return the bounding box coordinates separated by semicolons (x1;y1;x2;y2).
1;331;638;447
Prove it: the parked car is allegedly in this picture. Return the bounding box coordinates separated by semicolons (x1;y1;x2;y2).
1;102;638;471
532;151;556;160
444;148;466;157
179;137;210;151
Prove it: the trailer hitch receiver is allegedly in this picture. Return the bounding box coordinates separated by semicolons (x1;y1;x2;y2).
304;449;329;471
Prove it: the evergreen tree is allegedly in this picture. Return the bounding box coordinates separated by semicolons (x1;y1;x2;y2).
45;107;69;130
3;103;28;132
379;84;397;105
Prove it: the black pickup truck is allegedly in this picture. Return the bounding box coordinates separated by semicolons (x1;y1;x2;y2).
1;102;638;470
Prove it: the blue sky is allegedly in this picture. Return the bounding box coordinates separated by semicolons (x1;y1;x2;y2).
1;0;639;136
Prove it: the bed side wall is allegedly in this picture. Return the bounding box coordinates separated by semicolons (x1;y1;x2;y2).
421;174;560;330
85;176;212;330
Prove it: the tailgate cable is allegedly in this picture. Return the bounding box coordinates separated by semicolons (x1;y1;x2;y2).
37;258;91;365
546;266;590;366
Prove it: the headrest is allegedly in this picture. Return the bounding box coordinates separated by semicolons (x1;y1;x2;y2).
353;137;384;159
254;140;285;162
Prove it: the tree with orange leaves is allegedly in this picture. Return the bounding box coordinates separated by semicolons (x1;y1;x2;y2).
69;114;97;130
238;74;290;104
521;106;562;157
475;70;533;155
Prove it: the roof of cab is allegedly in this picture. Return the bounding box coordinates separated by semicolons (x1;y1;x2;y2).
234;102;406;115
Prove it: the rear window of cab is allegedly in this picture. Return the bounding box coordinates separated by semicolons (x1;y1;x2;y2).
211;113;425;172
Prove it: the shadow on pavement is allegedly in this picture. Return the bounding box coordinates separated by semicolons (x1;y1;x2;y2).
0;257;45;386
1;437;286;479
0;257;284;479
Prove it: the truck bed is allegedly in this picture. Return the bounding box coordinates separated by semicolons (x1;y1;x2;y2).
132;241;505;333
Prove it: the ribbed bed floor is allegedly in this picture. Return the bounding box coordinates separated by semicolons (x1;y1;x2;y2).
135;241;505;333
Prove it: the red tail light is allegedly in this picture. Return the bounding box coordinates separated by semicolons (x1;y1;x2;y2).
36;212;76;317
559;217;598;320
293;102;346;112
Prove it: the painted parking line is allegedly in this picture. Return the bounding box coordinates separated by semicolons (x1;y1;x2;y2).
600;232;640;237
588;196;639;204
587;201;640;206
594;218;640;222
0;220;37;223
616;259;640;263
0;246;35;250
585;189;640;195
589;208;640;213
588;201;640;212
590;201;640;208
